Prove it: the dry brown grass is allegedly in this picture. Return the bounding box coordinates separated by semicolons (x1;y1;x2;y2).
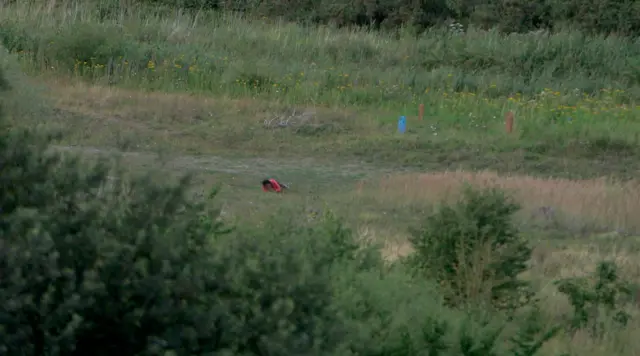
38;79;370;155
362;170;640;301
49;79;251;124
359;170;640;356
43;79;269;153
358;170;640;233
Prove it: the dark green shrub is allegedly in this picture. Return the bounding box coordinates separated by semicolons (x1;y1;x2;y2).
406;186;534;312
458;318;503;356
555;260;634;338
0;68;229;354
198;211;368;355
508;305;562;356
471;0;553;33
332;260;517;356
547;0;640;35
0;127;231;354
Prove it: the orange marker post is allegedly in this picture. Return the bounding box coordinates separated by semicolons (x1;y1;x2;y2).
505;111;514;134
418;103;425;121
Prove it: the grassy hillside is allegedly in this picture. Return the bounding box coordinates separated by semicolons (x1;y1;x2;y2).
2;1;640;355
3;1;640;101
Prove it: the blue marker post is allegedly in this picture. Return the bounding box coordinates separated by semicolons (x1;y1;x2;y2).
398;116;406;134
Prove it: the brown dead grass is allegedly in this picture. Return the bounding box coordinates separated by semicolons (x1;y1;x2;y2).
40;79;368;155
366;170;640;297
530;240;640;280
44;80;270;152
358;170;640;233
364;170;640;356
49;79;253;124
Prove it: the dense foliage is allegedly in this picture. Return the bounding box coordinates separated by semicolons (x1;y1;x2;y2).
406;186;534;312
134;0;640;35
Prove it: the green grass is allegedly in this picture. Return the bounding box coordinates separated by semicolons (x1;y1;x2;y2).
4;1;640;103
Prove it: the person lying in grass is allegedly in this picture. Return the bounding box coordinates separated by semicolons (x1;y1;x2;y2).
261;178;289;193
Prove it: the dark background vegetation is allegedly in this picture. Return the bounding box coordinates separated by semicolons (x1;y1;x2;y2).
137;0;640;35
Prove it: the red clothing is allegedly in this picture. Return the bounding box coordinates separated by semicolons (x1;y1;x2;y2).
262;179;282;192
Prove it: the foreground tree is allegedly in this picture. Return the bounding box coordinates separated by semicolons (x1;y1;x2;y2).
407;186;534;313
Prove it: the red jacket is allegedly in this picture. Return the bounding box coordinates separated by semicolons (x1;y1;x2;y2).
262;179;283;192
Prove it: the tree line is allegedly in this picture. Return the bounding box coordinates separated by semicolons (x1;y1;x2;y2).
138;0;640;35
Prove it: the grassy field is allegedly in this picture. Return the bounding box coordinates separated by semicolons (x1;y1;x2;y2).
4;0;640;177
2;0;640;354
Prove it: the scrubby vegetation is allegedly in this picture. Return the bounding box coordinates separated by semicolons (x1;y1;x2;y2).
1;0;640;354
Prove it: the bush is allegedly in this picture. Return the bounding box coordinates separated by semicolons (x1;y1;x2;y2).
555;260;635;338
0;129;230;354
406;186;534;312
508;305;562;356
198;211;372;355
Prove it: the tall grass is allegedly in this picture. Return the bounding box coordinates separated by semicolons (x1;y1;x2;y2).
2;0;640;105
356;171;640;234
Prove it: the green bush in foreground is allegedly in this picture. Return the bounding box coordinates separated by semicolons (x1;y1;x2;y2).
406;186;534;313
0;132;227;354
556;261;635;338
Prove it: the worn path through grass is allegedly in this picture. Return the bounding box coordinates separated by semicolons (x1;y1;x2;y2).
17;79;640;183
53;144;404;191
